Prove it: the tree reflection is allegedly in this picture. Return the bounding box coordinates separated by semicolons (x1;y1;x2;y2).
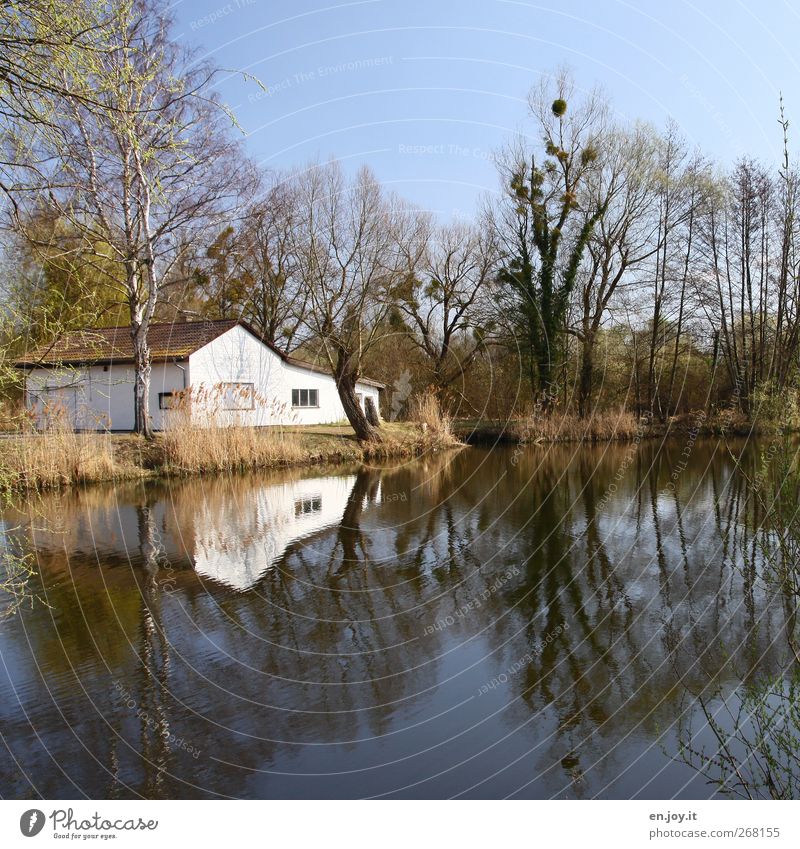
1;438;794;798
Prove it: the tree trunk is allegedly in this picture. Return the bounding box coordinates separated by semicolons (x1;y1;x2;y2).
131;324;153;439
578;333;594;418
364;396;380;426
536;351;555;411
335;355;381;442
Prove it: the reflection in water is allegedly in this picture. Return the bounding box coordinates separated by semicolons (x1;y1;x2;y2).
0;440;793;799
190;474;360;591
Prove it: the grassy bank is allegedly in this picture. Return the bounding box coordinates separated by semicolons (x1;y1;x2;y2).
0;422;460;493
455;407;778;444
0;407;779;494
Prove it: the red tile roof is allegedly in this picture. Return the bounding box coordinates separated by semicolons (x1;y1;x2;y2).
16;320;238;366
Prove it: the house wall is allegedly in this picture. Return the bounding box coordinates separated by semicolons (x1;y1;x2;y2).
25;361;187;431
186;325;381;427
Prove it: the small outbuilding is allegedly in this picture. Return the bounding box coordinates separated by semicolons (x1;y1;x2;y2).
16;319;383;431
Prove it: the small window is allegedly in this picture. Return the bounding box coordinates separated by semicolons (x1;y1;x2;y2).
292;388;319;408
159;391;180;410
219;382;255;410
295;496;322;517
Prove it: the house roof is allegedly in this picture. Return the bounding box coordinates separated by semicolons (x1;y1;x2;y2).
15;319;385;389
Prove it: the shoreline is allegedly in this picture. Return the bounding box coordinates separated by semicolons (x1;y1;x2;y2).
0;422;461;495
0;413;780;495
455;410;773;445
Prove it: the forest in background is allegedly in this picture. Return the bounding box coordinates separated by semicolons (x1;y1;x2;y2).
3;0;800;440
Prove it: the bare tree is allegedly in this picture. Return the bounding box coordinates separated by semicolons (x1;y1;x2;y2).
394;218;499;405
193;176;311;351
572;123;663;416
10;0;251;436
294;161;408;441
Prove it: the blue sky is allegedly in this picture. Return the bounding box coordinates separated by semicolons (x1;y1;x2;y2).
171;0;800;218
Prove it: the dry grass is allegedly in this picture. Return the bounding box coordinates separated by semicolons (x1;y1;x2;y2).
0;423;118;490
158;386;307;474
161;418;307;474
510;407;643;443
0;404;462;493
408;390;454;440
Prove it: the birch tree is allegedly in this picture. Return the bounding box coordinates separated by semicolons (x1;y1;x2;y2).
0;0;113;210
12;0;249;436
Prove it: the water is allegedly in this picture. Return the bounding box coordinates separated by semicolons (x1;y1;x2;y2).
0;439;793;799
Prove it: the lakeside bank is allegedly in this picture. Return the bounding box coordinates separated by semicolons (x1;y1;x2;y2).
0;409;778;494
0;423;460;494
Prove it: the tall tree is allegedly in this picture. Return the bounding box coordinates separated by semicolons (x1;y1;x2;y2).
394;219;498;404
572;123;663;416
0;0;113;210
644;124;695;420
495;70;608;405
294;161;409;442
192;176;311;351
10;0;250;437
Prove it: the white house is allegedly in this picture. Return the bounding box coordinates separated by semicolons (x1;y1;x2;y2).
17;319;383;431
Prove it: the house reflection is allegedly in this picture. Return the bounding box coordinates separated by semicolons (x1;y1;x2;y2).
188;474;362;591
14;468;375;594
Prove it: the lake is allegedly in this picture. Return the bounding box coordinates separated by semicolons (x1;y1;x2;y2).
0;437;793;799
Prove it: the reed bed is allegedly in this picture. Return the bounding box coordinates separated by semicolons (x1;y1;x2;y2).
0;424;118;490
511;407;642;443
408;390;454;440
161;418;307;474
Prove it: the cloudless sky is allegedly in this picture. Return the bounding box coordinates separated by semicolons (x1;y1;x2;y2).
170;0;800;218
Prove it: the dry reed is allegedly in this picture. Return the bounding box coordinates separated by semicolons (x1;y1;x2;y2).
0;422;117;490
408;390;454;440
160;392;306;474
512;407;642;443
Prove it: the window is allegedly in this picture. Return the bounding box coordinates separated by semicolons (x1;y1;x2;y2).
294;496;322;517
219;382;255;410
292;388;319;408
159;391;180;410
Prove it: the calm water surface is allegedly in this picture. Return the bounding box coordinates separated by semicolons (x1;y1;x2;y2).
0;439;792;798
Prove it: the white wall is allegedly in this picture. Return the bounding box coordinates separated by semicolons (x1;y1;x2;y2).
25;361;186;431
186;325;381;427
24;325;381;430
